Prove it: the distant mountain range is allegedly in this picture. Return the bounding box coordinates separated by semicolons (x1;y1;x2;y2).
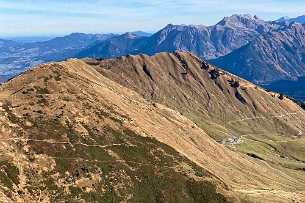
1;14;305;101
76;32;146;59
0;33;117;80
276;15;305;24
131;31;153;37
77;14;277;60
210;23;305;84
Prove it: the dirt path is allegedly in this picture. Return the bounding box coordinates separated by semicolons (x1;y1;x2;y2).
228;110;301;124
3;137;135;149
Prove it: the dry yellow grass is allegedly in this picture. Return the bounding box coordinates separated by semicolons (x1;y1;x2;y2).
0;53;305;202
63;59;305;201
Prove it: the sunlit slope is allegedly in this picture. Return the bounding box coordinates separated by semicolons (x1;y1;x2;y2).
0;56;304;202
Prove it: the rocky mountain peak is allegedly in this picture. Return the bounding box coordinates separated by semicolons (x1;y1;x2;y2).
217;14;264;27
160;24;206;32
122;32;140;39
215;14;276;34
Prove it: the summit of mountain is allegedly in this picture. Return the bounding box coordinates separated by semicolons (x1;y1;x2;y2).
131;31;153;37
216;14;273;33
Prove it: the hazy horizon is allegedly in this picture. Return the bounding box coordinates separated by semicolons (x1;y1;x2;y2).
1;0;305;36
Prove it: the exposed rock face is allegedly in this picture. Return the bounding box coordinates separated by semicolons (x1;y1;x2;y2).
1;52;305;202
210;23;305;84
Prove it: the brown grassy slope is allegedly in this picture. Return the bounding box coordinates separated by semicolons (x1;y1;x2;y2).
86;51;305;141
1;59;305;202
0;61;231;202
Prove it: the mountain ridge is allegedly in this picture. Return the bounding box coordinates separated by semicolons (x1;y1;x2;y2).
76;14;278;60
276;15;305;24
210;22;305;84
1;51;305;202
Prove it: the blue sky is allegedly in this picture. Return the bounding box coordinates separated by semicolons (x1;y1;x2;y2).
0;0;304;36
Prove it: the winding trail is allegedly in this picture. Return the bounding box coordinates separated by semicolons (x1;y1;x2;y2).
228;110;301;124
2;137;135;148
